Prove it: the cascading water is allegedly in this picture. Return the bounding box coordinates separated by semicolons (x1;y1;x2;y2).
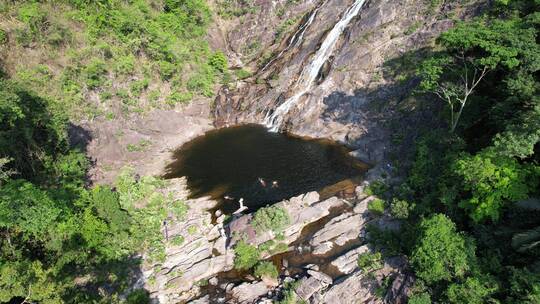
261;2;325;72
264;0;367;132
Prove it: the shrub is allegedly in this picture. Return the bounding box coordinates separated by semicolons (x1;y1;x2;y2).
390;198;412;219
0;29;7;44
234;240;260;270
411;214;476;283
368;198;385;215
209;51;227;72
365;180;388;196
126;289;150;304
409;292;431;304
235;68;252;79
130;79;149;97
171;200;189;219
186;68;215;97
166;91;192;105
84;59;107;89
251;205;291;234
357;251;383;272
115;55;136;75
254;261;279;279
171;235;184;246
158;60;176;80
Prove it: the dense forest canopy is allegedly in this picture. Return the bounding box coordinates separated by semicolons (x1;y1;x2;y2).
0;0;538;303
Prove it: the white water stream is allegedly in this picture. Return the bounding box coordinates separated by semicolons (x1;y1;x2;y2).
261;2;324;72
264;0;367;132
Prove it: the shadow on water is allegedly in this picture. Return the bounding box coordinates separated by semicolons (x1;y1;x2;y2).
163;124;368;214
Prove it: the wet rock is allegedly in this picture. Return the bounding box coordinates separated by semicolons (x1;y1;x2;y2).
231;281;269;303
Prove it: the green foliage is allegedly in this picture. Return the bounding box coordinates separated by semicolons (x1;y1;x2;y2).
445;275;499;304
277;280;302;304
411;214;476;283
127;139;152;152
254;261;279;279
0;78;69;182
3;0;222;119
368;198;385;215
167;91;193;105
209;51;228;72
126;289;151;304
84;59;108;89
357;251;383;272
454;151;536;222
408;292;431;304
251;205;291;234
390;198;413;219
235;68;252;79
233;240;260;270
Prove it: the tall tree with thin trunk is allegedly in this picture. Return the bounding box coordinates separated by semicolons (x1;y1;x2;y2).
416;17;531;132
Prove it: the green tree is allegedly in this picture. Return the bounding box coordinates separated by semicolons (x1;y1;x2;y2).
454;151;537;222
234;240;260;270
416;17;533;132
445;275;499;304
411;214;476;283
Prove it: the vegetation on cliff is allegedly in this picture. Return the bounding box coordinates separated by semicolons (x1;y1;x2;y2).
377;0;540;302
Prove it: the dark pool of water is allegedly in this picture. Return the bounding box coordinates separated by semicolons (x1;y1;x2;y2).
163;124;367;214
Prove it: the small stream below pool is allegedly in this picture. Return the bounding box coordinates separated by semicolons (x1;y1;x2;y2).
163;124;368;214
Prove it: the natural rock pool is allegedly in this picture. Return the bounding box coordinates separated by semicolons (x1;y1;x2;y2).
163;124;368;213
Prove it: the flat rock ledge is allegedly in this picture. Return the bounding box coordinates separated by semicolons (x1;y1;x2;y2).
136;179;410;304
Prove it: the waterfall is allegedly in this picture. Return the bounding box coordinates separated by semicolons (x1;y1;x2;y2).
261;2;324;72
264;0;367;132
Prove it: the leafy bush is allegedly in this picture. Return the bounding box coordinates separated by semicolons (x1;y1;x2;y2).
368;198;385;215
115;55;136;75
357;251;383;272
84;59;108;89
390;198;412;219
0;29;7;43
254;261;279;279
411;214;476;283
209;51;228;72
251;205;291;234
126;289;151;304
408;292;431;304
234;240;260;270
235;68;252;79
167;91;193;105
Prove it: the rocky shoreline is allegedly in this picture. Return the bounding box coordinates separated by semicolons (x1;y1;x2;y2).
137;178;411;304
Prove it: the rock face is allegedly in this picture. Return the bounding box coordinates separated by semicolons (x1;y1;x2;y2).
86;101;213;184
231;281;270;303
213;0;484;178
228;192;344;247
331;245;370;274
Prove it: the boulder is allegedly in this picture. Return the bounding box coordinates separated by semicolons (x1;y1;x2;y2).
310;212;366;254
331;245;370;275
321;271;382;304
231;281;270;303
